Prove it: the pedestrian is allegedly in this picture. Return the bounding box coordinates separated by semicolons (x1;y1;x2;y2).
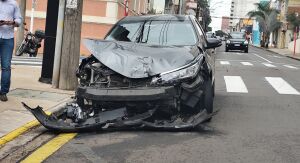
0;0;22;102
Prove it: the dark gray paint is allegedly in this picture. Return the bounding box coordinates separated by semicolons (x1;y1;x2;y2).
83;39;198;78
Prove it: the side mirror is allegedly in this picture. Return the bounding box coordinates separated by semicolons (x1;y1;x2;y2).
206;38;222;49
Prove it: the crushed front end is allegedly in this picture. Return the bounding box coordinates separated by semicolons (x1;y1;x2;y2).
24;41;215;132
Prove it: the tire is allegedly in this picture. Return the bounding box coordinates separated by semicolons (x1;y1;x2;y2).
30;50;38;57
203;79;214;122
16;43;26;56
212;80;215;97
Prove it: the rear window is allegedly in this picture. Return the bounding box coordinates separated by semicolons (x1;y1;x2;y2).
230;33;245;39
106;20;197;46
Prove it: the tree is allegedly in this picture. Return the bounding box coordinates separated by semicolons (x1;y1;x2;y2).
196;0;211;32
247;2;281;48
287;13;300;31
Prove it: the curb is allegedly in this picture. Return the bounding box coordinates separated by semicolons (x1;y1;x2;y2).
0;120;40;147
251;45;300;61
0;98;72;148
287;56;300;61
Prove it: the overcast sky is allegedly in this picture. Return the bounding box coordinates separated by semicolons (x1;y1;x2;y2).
154;0;165;13
209;0;232;31
153;0;231;31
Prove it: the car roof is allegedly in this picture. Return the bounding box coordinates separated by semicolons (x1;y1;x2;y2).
119;14;192;23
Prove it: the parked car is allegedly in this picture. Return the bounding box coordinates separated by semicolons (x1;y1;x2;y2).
206;32;216;38
225;32;249;53
25;15;222;132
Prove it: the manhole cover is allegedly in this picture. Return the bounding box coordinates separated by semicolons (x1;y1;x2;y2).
8;88;70;102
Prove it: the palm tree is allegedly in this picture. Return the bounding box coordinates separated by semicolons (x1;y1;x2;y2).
247;2;281;48
287;13;300;35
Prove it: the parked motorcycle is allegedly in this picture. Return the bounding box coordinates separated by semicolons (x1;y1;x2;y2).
16;23;45;57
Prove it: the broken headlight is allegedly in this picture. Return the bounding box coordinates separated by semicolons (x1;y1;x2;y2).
151;59;202;85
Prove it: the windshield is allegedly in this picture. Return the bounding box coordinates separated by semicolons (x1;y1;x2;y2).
230;33;245;39
105;20;197;46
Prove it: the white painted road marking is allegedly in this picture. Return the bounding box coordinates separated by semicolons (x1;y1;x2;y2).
220;61;230;65
241;62;253;66
265;77;300;95
284;65;298;69
272;55;283;58
263;63;276;68
253;53;272;63
224;76;248;93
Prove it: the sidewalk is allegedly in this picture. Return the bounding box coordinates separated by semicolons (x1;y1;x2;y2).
252;45;300;61
0;65;73;138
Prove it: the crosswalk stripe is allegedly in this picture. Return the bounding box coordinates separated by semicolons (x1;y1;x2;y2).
11;61;42;65
224;76;248;93
284;65;298;69
220;61;230;65
241;62;253;66
263;63;276;68
265;77;300;95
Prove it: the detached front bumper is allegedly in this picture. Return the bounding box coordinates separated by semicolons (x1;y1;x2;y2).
23;76;213;132
23;102;213;132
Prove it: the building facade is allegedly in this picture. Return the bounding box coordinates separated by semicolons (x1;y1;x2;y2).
229;0;259;31
221;16;230;32
18;0;148;55
285;0;300;52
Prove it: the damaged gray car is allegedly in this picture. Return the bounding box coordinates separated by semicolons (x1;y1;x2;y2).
24;15;222;132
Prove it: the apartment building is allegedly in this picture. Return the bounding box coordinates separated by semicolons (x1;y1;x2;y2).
19;0;148;55
221;16;230;32
229;0;259;31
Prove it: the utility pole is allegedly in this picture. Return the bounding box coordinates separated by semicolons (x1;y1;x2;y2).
15;0;26;55
52;0;66;88
179;0;183;14
58;0;83;90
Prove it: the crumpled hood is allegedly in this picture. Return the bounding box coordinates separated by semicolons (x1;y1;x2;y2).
83;39;198;78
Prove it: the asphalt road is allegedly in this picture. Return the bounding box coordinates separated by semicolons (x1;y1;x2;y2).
44;45;300;163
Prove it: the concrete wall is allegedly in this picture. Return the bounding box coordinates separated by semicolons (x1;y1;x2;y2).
288;39;300;53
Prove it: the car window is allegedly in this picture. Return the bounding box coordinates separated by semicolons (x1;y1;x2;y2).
230;33;245;39
106;20;197;46
194;19;205;37
105;23;143;42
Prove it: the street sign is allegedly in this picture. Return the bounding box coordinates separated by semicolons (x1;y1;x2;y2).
66;0;77;9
